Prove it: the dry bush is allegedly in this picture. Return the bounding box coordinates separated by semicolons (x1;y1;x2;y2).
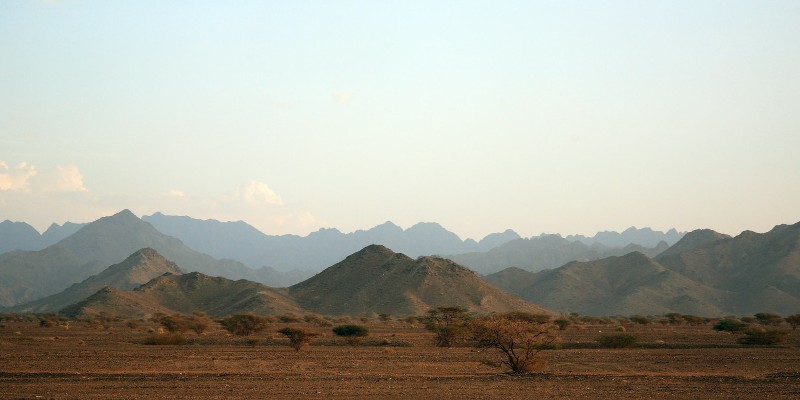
738;327;787;345
304;314;332;327
470;313;559;374
155;313;210;334
187;312;212;334
219;314;268;336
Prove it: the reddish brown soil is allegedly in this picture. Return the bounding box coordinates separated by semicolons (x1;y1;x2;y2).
1;320;799;399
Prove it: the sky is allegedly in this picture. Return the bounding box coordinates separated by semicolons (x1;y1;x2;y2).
1;0;799;240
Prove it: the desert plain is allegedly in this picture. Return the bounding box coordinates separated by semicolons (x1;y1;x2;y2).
2;316;799;399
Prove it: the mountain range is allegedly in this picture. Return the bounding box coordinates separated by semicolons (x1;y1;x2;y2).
12;247;183;313
3;209;797;317
11;245;541;319
484;222;800;316
141;212;523;271
449;235;670;275
0;210;310;307
2;212;684;277
62;271;304;318
566;226;685;248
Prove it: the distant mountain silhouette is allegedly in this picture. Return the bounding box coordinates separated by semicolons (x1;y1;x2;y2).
0;220;87;254
566;226;685;248
485;222;800;316
40;222;86;246
142;212;521;271
10;248;183;313
0;210;311;307
450;235;669;275
0;220;41;253
289;245;549;316
62;271;304;318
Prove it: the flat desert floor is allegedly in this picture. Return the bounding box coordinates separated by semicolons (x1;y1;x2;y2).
2;318;799;399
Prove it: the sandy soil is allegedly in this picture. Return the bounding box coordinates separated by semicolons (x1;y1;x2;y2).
1;320;799;399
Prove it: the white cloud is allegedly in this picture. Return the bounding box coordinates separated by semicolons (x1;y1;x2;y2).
333;93;353;103
0;161;37;191
167;189;186;198
50;165;87;192
240;180;284;206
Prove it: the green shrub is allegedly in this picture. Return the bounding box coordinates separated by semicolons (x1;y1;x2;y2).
333;325;369;345
554;318;571;331
596;334;637;348
754;313;784;326
501;312;552;324
713;318;747;332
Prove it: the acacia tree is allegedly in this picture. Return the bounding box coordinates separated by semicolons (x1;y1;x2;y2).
786;314;800;330
278;327;317;351
754;312;784;326
424;306;471;347
470;313;559;374
219;314;267;336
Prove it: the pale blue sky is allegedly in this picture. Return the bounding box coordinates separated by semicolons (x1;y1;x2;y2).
1;1;799;239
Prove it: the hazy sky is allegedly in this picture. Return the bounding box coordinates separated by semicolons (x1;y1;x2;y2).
2;1;799;240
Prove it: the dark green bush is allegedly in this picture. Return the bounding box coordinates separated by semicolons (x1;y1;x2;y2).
333;324;369;345
713;318;747;332
754;313;784;326
501;312;552;324
596;333;637;348
142;333;187;345
332;324;369;337
554;318;571;330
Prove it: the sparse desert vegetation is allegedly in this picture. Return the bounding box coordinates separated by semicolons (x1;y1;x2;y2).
2;311;800;399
